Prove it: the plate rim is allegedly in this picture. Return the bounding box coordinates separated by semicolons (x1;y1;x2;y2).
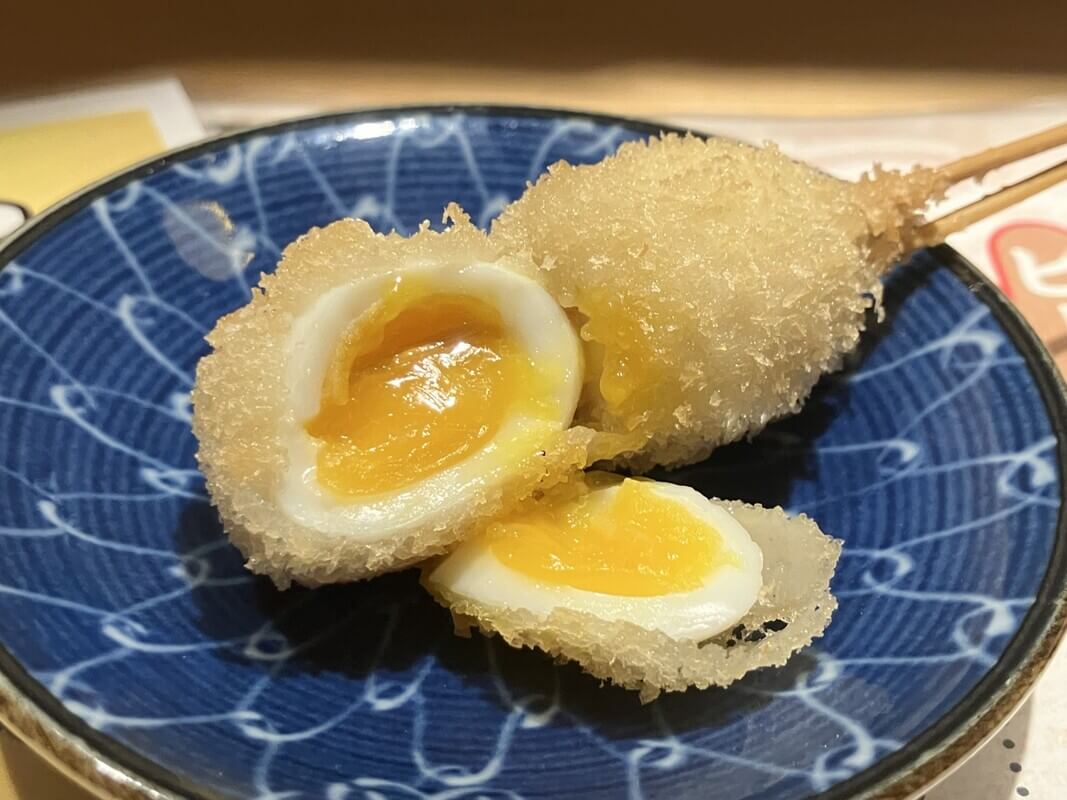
0;103;1064;800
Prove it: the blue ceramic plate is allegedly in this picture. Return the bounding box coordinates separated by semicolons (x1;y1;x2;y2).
0;107;1065;800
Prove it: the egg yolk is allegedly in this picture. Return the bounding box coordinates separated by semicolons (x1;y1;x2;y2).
307;288;543;498
574;289;665;436
487;477;738;596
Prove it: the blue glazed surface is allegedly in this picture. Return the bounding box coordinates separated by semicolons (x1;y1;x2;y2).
0;110;1060;800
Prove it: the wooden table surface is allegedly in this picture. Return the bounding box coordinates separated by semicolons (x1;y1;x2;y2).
3;4;1067;796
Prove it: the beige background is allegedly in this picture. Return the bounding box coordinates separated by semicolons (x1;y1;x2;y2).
5;2;1067;117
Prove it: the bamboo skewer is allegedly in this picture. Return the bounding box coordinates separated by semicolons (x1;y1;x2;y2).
919;158;1067;244
939;121;1067;183
912;122;1067;245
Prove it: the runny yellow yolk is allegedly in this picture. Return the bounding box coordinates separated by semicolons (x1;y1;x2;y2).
306;289;540;498
486;477;738;597
579;294;646;413
572;290;664;446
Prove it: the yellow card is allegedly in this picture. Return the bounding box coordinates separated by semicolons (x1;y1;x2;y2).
0;79;203;237
0;110;164;214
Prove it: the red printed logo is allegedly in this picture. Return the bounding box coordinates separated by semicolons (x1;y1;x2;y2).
987;221;1067;365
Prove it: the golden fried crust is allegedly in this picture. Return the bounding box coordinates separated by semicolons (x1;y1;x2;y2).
492;134;943;471
423;500;841;702
192;206;592;588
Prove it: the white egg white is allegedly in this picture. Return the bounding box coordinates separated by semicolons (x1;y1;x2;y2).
425;480;764;641
277;261;583;540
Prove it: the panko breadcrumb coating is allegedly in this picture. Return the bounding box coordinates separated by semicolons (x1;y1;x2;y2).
424;498;841;703
193;207;592;588
492;134;947;470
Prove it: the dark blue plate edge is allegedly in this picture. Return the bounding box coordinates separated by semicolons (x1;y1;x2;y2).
0;105;1061;800
822;243;1067;800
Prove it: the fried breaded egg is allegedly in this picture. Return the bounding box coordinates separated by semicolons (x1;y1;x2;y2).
492;133;947;470
423;473;841;701
193;207;592;587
